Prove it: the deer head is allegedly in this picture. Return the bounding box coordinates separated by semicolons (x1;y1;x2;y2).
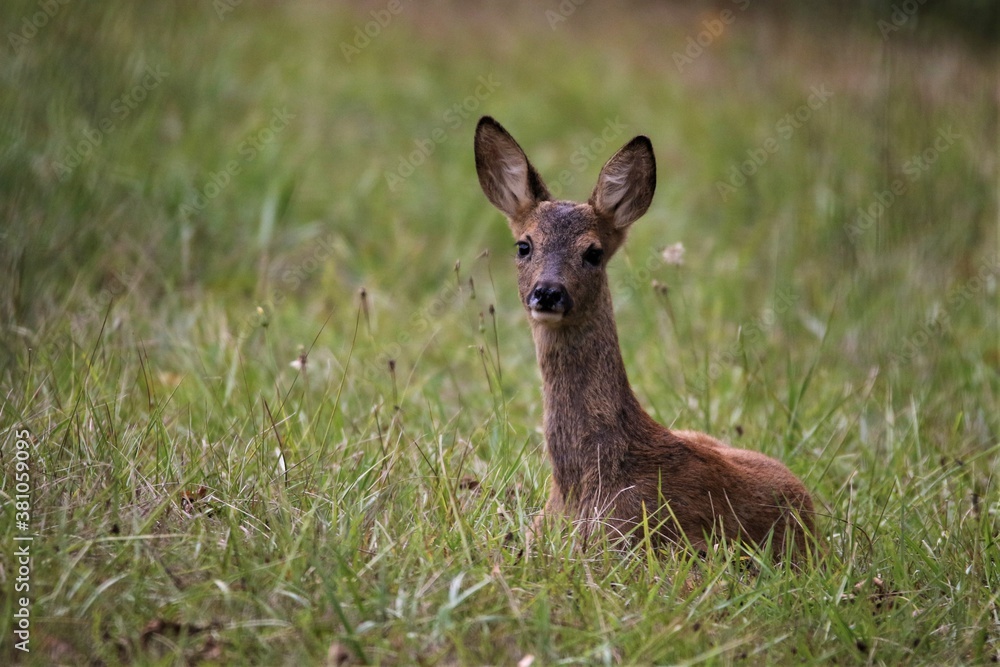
474;116;656;328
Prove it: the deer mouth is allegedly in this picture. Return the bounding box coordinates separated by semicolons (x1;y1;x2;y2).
530;308;565;324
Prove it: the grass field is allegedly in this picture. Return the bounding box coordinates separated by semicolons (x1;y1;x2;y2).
1;1;998;664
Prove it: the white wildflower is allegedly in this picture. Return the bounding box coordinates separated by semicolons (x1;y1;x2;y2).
661;242;685;266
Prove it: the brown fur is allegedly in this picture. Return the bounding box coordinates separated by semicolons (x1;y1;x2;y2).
474;116;815;558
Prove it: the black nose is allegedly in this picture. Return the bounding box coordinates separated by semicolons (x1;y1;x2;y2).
529;282;572;314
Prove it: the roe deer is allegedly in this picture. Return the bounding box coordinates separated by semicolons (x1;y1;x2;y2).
474;116;815;558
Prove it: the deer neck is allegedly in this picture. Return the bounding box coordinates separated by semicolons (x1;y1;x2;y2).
529;288;648;500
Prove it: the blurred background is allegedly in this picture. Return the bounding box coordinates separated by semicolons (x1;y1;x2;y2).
2;0;995;432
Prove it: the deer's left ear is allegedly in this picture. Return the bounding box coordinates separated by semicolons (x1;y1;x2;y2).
590;136;656;230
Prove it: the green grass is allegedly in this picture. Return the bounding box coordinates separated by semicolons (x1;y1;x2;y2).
1;1;997;664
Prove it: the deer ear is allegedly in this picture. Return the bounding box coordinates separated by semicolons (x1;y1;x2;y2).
590;136;656;229
475;117;551;223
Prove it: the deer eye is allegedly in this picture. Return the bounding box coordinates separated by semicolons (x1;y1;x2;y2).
583;245;604;267
516;240;532;259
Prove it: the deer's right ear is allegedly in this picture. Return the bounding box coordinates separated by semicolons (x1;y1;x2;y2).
475;117;550;225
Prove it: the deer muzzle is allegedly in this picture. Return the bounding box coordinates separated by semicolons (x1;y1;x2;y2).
528;281;573;322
